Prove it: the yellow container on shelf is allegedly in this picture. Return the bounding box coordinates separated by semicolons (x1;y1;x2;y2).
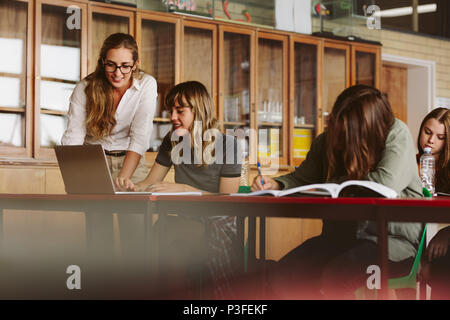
269;128;280;158
293;128;312;158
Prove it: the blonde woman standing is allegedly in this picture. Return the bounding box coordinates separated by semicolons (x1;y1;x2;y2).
62;33;157;186
62;33;157;263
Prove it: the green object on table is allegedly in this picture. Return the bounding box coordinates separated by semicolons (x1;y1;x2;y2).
422;187;432;198
238;186;251;193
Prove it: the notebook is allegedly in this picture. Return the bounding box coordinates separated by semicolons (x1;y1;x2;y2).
55;144;154;195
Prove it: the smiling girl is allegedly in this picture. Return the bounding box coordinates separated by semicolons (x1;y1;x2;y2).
62;33;157;187
127;81;242;298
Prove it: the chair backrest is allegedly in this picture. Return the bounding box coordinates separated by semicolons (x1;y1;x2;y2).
409;224;427;278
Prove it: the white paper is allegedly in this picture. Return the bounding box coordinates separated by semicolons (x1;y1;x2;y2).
0;113;23;147
0;77;21;107
41;44;80;81
40;81;75;112
40;114;67;147
0;38;23;74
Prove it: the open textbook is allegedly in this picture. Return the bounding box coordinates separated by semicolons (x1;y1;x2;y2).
232;180;398;198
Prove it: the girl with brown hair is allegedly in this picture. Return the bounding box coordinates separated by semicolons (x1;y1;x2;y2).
251;85;423;299
126;81;242;298
62;33;157;186
417;107;450;299
417;107;450;194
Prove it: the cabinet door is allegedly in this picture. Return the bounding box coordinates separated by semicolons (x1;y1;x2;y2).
219;26;254;159
89;6;134;73
35;0;87;159
181;20;217;108
137;13;178;152
323;43;350;128
290;37;320;166
0;0;31;158
256;32;288;166
352;45;380;88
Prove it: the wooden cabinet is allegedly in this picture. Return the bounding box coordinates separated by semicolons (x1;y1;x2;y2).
255;32;288;166
36;0;87;159
218;25;254;162
182;20;217;105
89;4;134;73
290;35;321;166
322;39;380;129
137;12;179;151
0;0;381;167
352;44;380;88
0;0;32;158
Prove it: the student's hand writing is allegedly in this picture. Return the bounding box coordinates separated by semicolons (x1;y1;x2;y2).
115;176;134;191
426;228;450;261
251;175;280;191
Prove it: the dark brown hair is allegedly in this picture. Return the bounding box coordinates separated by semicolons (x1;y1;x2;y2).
417;107;450;193
326;85;394;181
84;33;141;140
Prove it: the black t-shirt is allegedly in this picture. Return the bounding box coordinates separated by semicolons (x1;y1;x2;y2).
156;132;242;193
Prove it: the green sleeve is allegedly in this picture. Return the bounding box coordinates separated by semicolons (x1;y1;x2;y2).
366;119;423;198
274;133;327;189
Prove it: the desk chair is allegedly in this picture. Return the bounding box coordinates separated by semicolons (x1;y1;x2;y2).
354;224;427;300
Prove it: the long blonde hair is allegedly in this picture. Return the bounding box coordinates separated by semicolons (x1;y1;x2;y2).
84;33;141;140
164;81;219;165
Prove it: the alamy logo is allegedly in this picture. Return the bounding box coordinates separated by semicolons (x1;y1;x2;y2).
366;5;381;30
66;265;81;290
66;5;81;30
366;265;381;290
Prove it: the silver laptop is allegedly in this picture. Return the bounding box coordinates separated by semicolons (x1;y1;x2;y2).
55;145;151;195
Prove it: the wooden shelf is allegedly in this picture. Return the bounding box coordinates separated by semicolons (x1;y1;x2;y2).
258;122;282;127
294;124;315;129
0;107;25;113
40;109;67;116
224;121;249;126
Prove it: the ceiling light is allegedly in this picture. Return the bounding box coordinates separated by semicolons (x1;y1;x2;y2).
374;4;437;18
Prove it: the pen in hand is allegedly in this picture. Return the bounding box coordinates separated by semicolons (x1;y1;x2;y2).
257;162;265;187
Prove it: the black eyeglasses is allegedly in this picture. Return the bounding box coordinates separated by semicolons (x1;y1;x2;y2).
103;61;135;74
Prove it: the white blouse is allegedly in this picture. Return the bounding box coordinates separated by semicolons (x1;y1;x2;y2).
61;73;157;156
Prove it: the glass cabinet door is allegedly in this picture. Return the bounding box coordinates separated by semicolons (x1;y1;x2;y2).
139;15;177;152
0;0;29;157
37;1;86;158
291;39;319;166
323;44;350;127
256;33;287;165
352;46;379;88
182;21;216;105
90;8;133;73
219;27;253;160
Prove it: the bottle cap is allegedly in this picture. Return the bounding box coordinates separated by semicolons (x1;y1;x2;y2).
424;147;432;154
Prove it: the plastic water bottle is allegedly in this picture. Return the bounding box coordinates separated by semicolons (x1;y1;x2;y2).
420;147;435;195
